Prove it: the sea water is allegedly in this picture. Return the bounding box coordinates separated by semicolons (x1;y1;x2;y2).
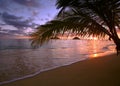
0;39;115;84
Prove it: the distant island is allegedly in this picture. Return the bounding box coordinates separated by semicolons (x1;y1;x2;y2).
72;37;80;40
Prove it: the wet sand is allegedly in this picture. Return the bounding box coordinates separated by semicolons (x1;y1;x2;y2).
1;53;120;86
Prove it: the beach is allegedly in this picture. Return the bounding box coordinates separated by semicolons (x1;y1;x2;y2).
0;0;120;86
1;53;120;86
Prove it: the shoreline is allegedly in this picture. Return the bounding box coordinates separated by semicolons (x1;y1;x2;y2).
0;54;88;85
1;53;120;86
0;50;112;85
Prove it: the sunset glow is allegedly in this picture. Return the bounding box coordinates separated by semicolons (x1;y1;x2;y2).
93;53;98;57
87;36;98;40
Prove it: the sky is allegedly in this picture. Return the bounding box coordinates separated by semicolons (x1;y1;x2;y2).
0;0;58;36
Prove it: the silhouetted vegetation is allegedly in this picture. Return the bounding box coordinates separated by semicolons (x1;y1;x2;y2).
31;0;120;55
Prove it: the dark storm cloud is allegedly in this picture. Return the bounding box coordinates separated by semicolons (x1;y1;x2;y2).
1;12;31;28
13;0;40;7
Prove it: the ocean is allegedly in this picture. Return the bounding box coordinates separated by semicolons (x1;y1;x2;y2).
0;39;115;85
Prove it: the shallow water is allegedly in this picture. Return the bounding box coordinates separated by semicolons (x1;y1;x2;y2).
0;39;115;84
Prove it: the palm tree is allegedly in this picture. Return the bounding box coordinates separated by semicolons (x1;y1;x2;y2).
31;0;120;55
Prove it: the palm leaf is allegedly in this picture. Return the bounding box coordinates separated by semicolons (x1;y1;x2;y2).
31;0;120;46
31;15;109;46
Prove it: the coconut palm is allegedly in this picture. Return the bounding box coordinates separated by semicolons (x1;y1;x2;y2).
31;0;120;55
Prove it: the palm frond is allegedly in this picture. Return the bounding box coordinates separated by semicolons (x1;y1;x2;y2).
31;15;109;46
31;0;120;46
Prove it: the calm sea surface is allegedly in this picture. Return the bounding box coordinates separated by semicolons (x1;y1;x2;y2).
0;39;115;84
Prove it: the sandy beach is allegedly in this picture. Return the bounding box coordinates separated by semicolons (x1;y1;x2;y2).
1;53;120;86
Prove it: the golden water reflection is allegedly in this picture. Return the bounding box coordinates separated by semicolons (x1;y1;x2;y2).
90;52;115;58
93;53;98;57
89;40;115;58
89;40;99;58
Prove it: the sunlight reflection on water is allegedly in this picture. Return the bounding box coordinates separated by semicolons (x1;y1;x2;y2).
88;40;115;58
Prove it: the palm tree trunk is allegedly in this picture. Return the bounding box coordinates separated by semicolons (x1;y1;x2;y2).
109;25;120;55
112;36;120;55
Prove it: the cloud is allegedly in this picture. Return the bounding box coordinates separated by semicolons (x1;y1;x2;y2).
9;30;24;35
13;0;40;7
2;12;22;20
0;25;22;35
31;10;39;16
0;30;24;36
0;25;18;30
1;12;31;28
0;12;39;35
0;0;11;11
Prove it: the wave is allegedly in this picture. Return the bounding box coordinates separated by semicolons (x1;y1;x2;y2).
0;56;88;85
102;44;115;51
